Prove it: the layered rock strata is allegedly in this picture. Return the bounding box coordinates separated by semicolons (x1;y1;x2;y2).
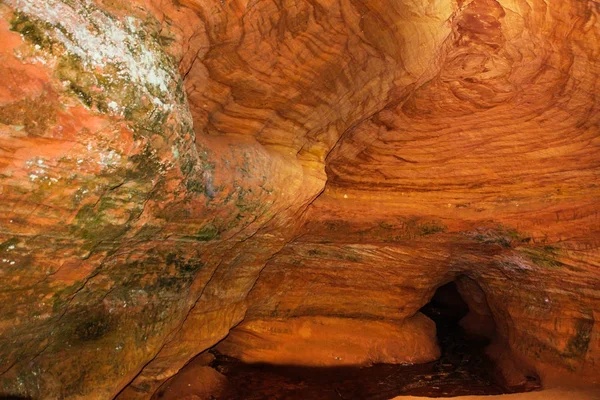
0;0;598;398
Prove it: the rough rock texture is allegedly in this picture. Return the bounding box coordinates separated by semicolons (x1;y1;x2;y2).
0;0;324;397
0;0;599;399
150;352;232;400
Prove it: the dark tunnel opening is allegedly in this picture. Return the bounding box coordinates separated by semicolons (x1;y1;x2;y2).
417;281;504;395
418;280;541;397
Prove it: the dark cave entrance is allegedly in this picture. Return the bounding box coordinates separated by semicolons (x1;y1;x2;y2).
420;281;470;330
415;280;506;396
416;279;542;397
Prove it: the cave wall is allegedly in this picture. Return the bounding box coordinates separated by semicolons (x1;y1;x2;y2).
221;0;600;386
222;205;600;386
0;0;599;398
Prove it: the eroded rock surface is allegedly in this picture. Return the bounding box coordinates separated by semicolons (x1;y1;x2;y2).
0;0;599;398
217;314;439;366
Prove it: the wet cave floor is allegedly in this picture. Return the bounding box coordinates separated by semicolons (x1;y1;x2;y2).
210;284;540;399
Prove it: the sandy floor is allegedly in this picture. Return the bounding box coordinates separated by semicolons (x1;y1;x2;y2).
393;388;600;400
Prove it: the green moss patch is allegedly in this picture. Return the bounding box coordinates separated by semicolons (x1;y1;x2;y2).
469;225;530;248
518;245;563;269
10;11;56;50
564;318;593;358
194;224;219;241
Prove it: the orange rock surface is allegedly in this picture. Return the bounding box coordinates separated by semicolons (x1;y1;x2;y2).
151;352;232;400
0;0;599;398
216;315;439;366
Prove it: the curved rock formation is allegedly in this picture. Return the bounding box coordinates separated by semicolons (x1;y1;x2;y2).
0;0;599;398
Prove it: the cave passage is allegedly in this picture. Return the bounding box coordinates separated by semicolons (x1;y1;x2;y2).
416;281;507;396
203;281;516;399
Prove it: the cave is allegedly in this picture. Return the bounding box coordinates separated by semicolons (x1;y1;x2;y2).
417;280;521;395
1;0;600;399
151;280;528;399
